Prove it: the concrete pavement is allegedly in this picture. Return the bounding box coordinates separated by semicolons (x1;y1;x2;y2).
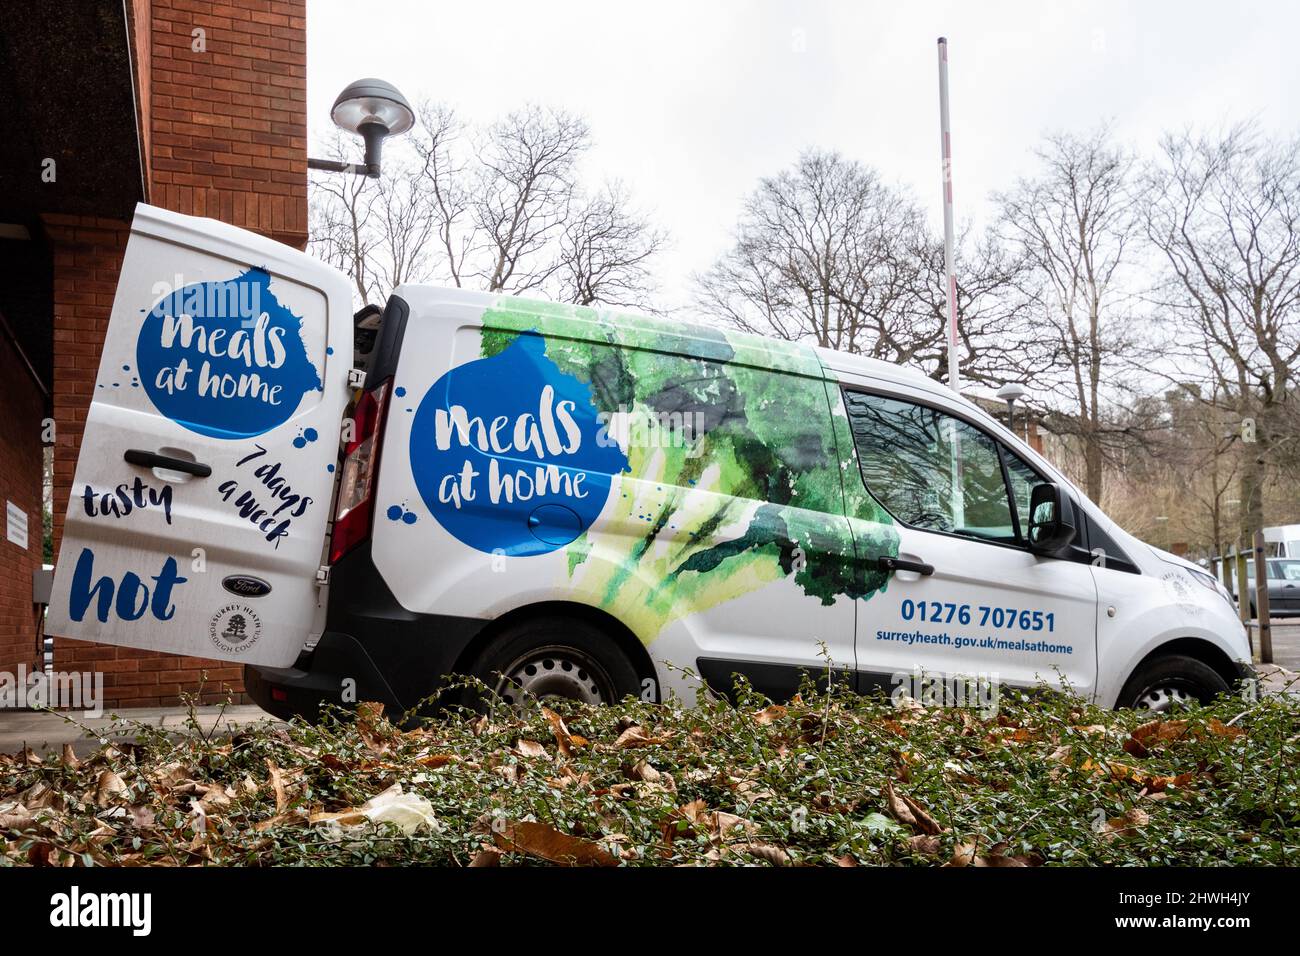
0;703;279;757
1254;617;1300;672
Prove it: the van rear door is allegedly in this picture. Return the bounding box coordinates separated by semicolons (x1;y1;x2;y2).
47;204;354;667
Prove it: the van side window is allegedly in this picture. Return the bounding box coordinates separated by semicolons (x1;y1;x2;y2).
842;390;1017;544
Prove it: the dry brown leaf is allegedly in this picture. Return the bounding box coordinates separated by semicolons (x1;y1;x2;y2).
0;806;36;831
1146;771;1197;793
417;753;455;769
266;759;288;813
613;726;668;749
948;840;979;867
629;760;661;784
94;770;129;808
356;701;391;753
1206;718;1246;739
149;761;193;789
1101;807;1150;841
836;853;859;867
469;846;502;867
899;793;943;835
752;704;787;726
493;821;618;866
515;739;549;760
908;834;943;856
540;706;577;758
254;810;309;832
977;853;1032;867
884;780;918;828
733;842;790;866
885;780;943;834
60;744;79;769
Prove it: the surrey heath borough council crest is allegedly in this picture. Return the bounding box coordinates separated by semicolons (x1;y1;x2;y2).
209;603;263;654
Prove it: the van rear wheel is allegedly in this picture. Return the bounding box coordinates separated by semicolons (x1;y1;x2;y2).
468;616;642;708
1115;654;1230;712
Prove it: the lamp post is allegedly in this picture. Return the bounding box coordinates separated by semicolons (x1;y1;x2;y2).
307;78;415;179
996;382;1027;436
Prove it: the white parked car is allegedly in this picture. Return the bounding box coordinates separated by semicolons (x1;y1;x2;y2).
48;206;1254;717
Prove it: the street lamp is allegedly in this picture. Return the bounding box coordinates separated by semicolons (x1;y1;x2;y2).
307;78;415;179
996;382;1027;435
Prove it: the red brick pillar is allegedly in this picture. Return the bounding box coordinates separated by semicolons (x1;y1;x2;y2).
0;332;44;685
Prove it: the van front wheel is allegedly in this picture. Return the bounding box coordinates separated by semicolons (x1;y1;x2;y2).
1115;654;1230;712
468;616;642;708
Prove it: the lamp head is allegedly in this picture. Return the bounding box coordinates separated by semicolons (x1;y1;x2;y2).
329;78;414;175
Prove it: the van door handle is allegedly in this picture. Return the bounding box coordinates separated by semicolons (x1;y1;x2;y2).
877;555;935;576
124;449;212;478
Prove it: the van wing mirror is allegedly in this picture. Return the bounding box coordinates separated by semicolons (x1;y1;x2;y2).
1027;483;1077;554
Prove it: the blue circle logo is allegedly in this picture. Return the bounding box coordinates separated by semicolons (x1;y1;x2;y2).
136;269;322;439
409;333;628;556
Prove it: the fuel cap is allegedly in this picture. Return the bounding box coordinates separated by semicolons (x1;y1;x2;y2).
527;504;583;546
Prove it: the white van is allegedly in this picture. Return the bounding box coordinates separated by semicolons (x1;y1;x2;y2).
47;206;1253;717
1264;525;1300;559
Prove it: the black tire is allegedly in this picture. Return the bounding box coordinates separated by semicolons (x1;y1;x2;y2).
1114;653;1231;711
466;616;643;709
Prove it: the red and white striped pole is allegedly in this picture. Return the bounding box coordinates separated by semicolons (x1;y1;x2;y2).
937;36;959;391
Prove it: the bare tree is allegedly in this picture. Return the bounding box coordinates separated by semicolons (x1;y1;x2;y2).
694;150;929;357
909;227;1039;387
310;101;665;308
309;132;381;303
695;149;1039;390
1145;124;1300;537
469;106;589;293
408;103;472;287
994;126;1143;502
557;183;666;308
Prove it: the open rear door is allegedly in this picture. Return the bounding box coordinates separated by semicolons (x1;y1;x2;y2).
47;204;353;667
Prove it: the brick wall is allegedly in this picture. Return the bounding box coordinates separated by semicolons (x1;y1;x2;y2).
41;0;308;709
0;333;44;683
148;0;308;249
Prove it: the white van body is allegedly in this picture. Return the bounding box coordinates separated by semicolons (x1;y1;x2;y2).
47;206;1253;716
1264;525;1300;558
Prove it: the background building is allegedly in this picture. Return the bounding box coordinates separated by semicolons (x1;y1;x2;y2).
0;0;307;707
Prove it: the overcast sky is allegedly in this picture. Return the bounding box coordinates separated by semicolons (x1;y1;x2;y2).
307;0;1299;313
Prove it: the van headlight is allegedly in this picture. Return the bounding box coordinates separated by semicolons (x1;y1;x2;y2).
1189;568;1236;611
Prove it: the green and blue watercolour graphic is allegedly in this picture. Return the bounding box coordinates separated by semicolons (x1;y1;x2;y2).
416;296;903;641
136;268;321;439
409;332;629;557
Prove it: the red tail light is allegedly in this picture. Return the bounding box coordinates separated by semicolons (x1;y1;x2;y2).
329;379;390;564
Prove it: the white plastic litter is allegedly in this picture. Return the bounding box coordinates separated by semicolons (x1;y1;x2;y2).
311;782;441;837
347;784;440;835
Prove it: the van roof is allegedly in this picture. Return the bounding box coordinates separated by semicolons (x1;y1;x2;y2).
396;284;956;392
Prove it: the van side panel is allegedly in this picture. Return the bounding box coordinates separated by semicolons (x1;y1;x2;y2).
367;292;900;702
